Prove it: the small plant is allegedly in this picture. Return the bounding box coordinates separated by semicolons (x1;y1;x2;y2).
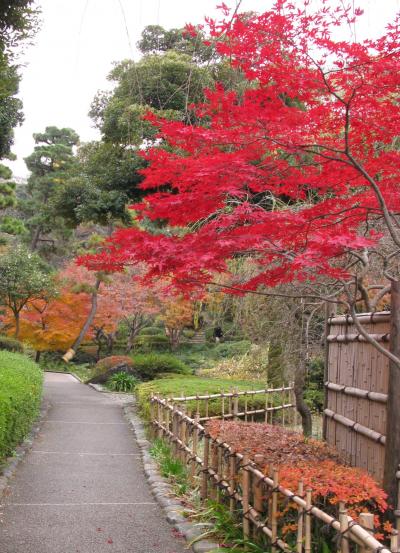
130;353;190;380
107;372;138;392
150;438;189;495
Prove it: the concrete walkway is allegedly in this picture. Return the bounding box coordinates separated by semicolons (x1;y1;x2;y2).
0;373;186;553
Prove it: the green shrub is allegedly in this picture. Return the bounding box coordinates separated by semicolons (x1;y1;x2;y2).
182;329;196;339
138;326;165;336
107;372;138;392
131;353;190;381
133;334;170;352
0;334;23;353
0;351;43;461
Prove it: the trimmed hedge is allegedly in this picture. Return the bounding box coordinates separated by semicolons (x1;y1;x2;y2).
0;334;24;353
133;334;170;352
138;326;165;336
131;353;190;381
0;351;43;461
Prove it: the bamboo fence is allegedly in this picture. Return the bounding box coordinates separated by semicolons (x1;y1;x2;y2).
325;312;389;481
150;394;399;553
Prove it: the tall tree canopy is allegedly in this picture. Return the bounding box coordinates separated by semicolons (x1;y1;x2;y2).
81;0;400;501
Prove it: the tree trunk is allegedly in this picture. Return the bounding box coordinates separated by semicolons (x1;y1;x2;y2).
62;278;101;362
31;226;41;251
383;280;400;508
14;311;20;338
294;360;312;437
35;351;41;363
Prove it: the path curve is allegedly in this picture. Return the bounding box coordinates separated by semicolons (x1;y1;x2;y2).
0;372;186;553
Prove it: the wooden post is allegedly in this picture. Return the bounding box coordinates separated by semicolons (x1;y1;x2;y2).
201;435;210;501
191;416;199;483
323;301;337;439
221;391;225;419
282;382;286;427
271;468;279;553
305;488;312;553
265;388;269;422
359;512;374;553
150;394;155;438
157;401;163;438
296;480;304;553
210;441;219;500
233;388;239;421
196;394;200;418
244;391;248;422
253;454;264;539
383;281;400;507
391;530;398;553
165;402;170;435
180;416;187;463
338;502;349;553
229;388;233;418
205;392;209;420
229;455;237;513
242;453;250;539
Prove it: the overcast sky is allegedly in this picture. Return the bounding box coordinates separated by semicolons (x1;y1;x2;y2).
6;0;400;178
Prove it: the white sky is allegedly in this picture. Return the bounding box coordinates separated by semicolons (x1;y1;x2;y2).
6;0;400;177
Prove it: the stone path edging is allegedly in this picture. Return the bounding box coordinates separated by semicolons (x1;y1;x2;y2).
0;399;50;499
123;404;220;553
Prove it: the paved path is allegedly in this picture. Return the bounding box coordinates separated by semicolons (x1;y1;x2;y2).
0;373;185;553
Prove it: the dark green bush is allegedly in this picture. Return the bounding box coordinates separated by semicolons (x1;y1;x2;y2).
138;326;165;336
130;353;190;380
107;372;138;392
134;334;170;352
212;340;251;358
0;334;23;353
0;351;43;461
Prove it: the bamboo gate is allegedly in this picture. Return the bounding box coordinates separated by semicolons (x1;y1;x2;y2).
150;387;399;553
324;312;389;481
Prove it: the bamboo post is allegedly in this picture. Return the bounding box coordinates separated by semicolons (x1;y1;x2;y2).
205;391;209;420
165;401;170;434
265;388;269;423
296;480;304;553
244;391;248;422
172;404;178;455
201;435;210;501
229;454;237;513
305;488;312;553
338;502;350;553
359;512;374;553
242;453;251;539
271;468;279;553
253;454;264;539
211;441;219;500
196;394;200;418
150;394;155;438
191;415;199;483
221;390;225;419
180;416;187;464
396;465;400;535
157;401;163;438
217;444;223;503
391;530;398;553
229;388;233;418
234;388;239;421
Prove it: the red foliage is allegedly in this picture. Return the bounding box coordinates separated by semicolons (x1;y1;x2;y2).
79;2;400;298
207;421;388;520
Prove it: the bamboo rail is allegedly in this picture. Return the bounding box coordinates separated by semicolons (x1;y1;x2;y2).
325;382;388;403
324;408;386;445
150;395;394;553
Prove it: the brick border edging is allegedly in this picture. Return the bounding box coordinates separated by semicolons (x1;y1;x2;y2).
123;404;220;553
0;399;50;499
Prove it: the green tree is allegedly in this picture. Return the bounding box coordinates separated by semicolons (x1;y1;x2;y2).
0;1;39;159
0;245;52;337
22;126;79;253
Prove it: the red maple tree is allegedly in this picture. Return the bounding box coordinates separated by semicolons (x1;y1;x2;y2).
80;1;400;500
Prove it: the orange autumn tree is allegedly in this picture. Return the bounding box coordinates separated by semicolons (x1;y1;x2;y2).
8;263;95;358
159;296;194;349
